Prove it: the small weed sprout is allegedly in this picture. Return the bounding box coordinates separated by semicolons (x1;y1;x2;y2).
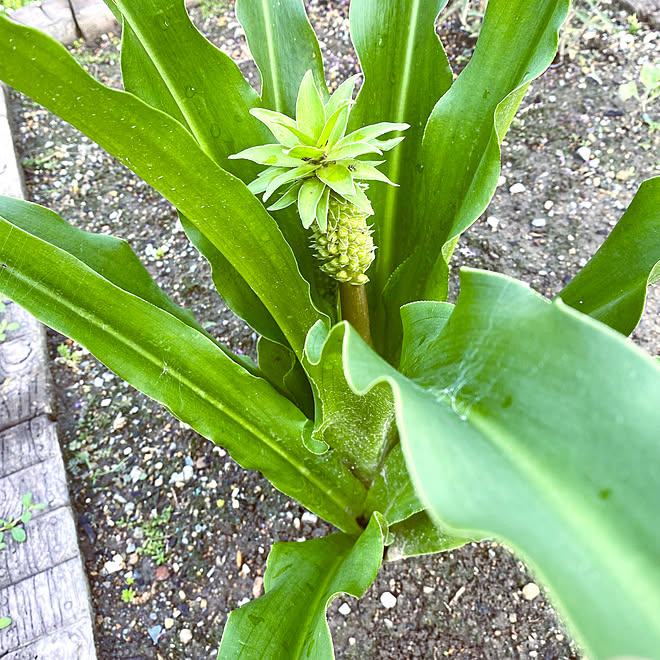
0;492;45;550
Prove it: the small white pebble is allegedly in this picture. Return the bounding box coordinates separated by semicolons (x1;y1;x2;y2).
380;591;397;609
486;216;499;229
531;218;547;228
129;466;143;484
509;182;526;194
577;146;591;162
301;512;318;524
522;582;540;600
179;629;193;645
100;398;111;407
93;377;104;388
338;602;351;616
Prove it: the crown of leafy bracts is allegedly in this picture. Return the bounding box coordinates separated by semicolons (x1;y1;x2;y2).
230;70;409;231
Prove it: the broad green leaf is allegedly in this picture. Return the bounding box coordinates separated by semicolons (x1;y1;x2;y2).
218;513;386;660
619;80;639;102
386;511;473;562
0;217;365;534
385;0;570;361
120;21;189;129
304;323;396;484
558;177;660;336
236;0;327;117
640;63;660;91
0;197;203;336
298;178;326;229
349;0;453;354
10;527;26;543
340;269;660;658
0;16;326;356
296;70;326;141
114;0;267;178
0;618;11;630
399;300;453;378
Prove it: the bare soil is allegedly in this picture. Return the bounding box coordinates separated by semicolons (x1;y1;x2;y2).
7;1;659;658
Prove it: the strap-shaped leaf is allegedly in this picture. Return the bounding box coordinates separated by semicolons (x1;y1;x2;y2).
257;336;314;417
383;0;570;361
0;15;325;356
118;20;190;130
218;513;386;659
339;269;660;658
0;197;199;335
103;7;292;345
558;177;660;336
348;0;453;354
177;213;286;345
0;214;365;535
114;0;268;178
236;0;327;116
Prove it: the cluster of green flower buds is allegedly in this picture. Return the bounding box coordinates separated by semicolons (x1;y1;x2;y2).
311;194;374;285
230;70;407;285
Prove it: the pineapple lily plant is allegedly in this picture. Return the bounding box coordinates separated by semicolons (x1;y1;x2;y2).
0;0;659;658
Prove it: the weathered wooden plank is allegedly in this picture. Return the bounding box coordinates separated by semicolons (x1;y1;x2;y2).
0;415;59;477
0;83;26;199
2;617;96;660
0;557;94;655
0;455;69;522
0;301;52;432
0;506;79;590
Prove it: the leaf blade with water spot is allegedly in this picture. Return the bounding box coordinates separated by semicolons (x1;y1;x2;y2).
340;269;660;658
0;214;365;534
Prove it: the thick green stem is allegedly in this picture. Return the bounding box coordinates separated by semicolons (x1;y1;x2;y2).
340;283;372;346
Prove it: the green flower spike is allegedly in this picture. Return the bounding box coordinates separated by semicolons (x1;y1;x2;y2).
230;70;408;285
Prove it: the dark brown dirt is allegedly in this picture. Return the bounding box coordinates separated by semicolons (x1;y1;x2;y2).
6;1;659;658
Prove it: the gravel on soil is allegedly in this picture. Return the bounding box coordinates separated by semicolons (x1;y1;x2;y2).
6;1;659;658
